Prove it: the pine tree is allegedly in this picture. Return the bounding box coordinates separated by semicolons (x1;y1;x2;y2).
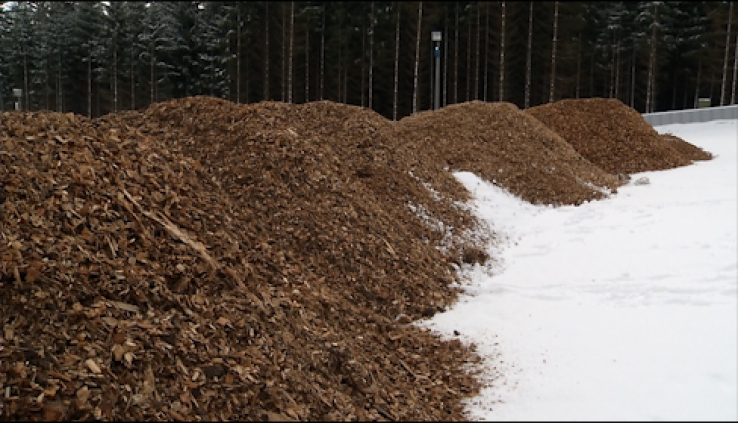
2;1;36;110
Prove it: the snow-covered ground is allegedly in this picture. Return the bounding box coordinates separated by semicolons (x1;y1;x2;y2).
421;119;737;421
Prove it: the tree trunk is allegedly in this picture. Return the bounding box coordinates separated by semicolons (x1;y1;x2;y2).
130;48;135;110
683;77;689;109
549;1;559;103
720;1;733;106
361;12;366;107
589;52;594;98
630;48;636;108
614;39;620;100
265;3;270;100
88;51;92;117
58;54;64;112
305;12;310;103
413;1;423;114
525;1;532;108
237;6;241;103
113;47;118;112
287;1;294;103
499;1;506;102
23;49;29;110
672;74;677;110
393;2;401;120
45;61;50;111
646;3;658;113
210;57;215;96
369;1;374;109
453;3;459;104
443;8;448;107
708;71;715;106
282;3;287;102
732;27;738;104
608;38;615;98
694;57;701;108
246;40;250;103
320;3;325;100
338;3;343;102
343;54;348;104
474;1;481;99
466;4;472;101
574;32;582;99
150;45;155;105
483;2;489;101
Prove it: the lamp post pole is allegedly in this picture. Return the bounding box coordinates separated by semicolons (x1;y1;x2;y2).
432;31;442;110
13;88;22;111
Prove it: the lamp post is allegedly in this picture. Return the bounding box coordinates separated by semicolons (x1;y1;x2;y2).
13;88;22;111
431;31;442;110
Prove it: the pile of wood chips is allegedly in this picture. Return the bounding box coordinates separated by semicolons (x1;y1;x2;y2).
394;101;623;206
659;133;713;161
527;98;697;175
1;97;710;421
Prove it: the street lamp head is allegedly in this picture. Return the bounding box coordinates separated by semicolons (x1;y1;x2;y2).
431;31;442;42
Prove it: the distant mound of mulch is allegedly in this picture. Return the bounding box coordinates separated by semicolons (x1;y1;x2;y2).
527;98;694;175
660;133;713;161
1;99;484;422
394;101;622;206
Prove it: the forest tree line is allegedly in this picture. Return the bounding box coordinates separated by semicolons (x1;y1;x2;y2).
1;1;737;120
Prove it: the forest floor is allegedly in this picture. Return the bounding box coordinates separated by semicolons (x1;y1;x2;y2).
0;97;711;421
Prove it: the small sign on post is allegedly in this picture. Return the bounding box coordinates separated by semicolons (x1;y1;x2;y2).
698;98;711;109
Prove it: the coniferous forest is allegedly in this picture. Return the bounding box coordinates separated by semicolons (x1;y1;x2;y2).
1;1;737;120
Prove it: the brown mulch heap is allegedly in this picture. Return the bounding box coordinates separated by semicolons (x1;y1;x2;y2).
1;99;484;422
1;96;708;422
526;98;698;175
394;101;623;206
659;133;713;161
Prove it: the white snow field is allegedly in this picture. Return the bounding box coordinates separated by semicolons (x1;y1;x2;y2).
420;119;737;421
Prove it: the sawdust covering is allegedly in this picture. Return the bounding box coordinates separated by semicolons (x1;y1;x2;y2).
526;98;699;175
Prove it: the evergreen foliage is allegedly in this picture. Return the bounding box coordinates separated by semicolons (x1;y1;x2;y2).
0;1;735;117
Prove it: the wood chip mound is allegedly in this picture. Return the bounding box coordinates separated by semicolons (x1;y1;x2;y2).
394;101;622;206
659;133;713;161
1;96;709;422
526;98;699;175
1;101;483;421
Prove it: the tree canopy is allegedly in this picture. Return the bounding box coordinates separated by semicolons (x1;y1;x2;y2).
1;1;735;118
